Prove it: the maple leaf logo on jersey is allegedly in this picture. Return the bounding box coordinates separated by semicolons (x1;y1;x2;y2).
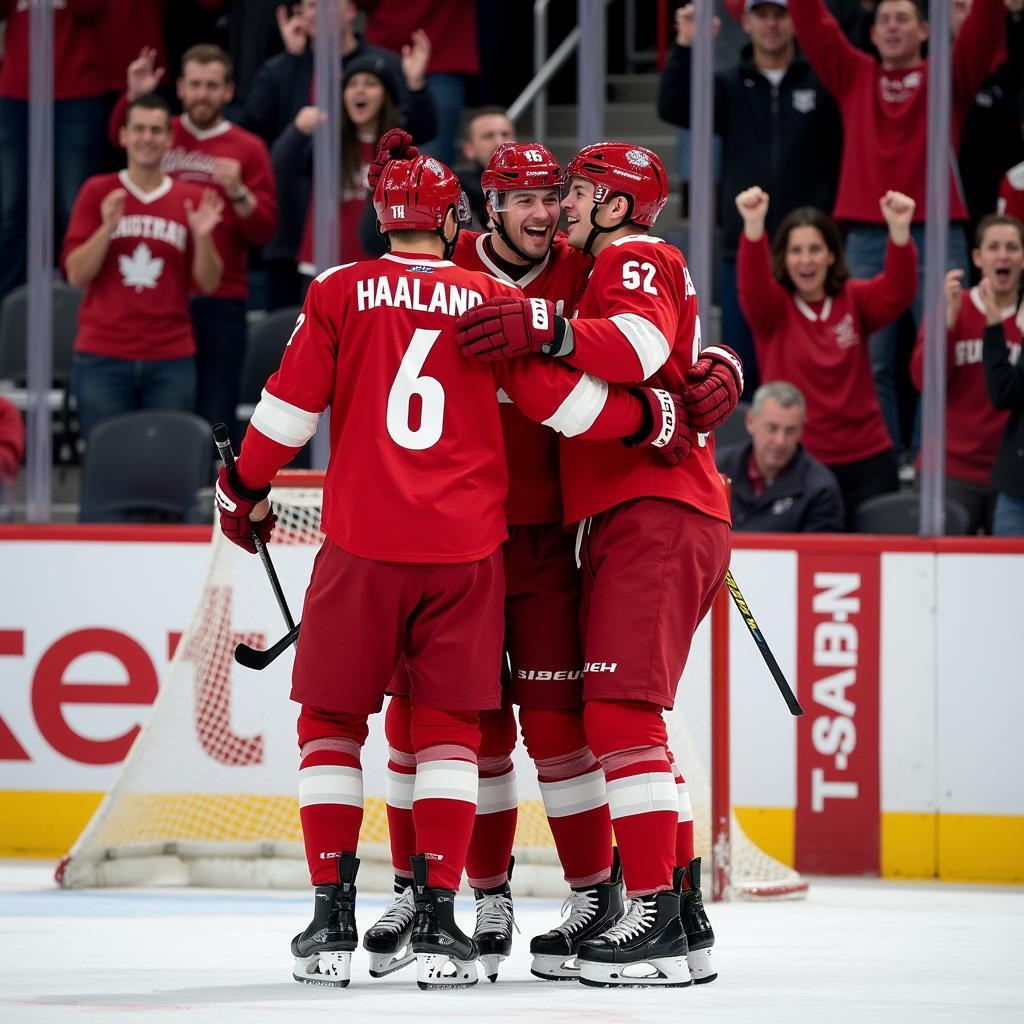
119;243;164;292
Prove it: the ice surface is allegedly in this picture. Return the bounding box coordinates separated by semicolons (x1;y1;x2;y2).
0;862;1021;1024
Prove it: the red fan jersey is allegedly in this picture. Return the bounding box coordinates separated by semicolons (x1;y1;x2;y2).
910;287;1022;485
557;235;731;526
61;172;204;360
364;0;480;75
235;252;646;563
997;162;1024;223
453;230;592;524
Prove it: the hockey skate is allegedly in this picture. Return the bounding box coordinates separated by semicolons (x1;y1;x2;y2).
529;849;625;980
362;877;416;977
410;854;479;989
577;867;691;988
291;853;359;988
472;857;517;982
681;856;717;984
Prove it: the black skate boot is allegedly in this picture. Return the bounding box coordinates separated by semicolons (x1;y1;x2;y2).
577;867;691;988
472;857;516;982
410;854;479;989
680;856;717;984
362;875;416;977
290;852;359;987
529;848;626;981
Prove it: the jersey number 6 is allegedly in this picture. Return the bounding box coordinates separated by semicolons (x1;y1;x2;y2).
387;328;445;450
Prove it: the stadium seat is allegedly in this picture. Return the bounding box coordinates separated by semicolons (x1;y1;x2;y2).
78;410;213;523
236;307;302;423
0;282;83;395
852;492;972;536
714;400;750;448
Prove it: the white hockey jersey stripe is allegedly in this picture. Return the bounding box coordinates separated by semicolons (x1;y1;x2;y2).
250;388;321;448
539;767;607;818
298;765;363;808
609;312;671;379
476;770;519;815
676;780;694;823
606;771;678;820
385;767;416;810
413;759;479;805
542;373;608;436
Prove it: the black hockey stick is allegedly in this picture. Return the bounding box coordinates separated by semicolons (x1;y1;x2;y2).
234;620;301;670
211;424;300;667
723;569;803;717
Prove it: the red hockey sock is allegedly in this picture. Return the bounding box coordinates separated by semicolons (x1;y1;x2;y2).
384;695;416;880
666;747;695;884
584;700;678;897
520;707;612;887
411;705;481;891
296;705;369;885
465;704;518;890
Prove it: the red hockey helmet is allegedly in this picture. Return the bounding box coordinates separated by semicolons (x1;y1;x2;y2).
564;142;668;227
373;155;469;233
480;142;562;208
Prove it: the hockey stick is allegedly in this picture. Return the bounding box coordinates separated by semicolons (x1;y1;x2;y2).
211;424;300;668
723;569;804;717
234;621;301;670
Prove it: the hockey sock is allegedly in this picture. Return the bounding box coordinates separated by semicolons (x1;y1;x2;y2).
296;704;369;885
584;699;678;897
465;704;518;890
520;706;613;887
384;695;416;881
411;704;481;891
666;748;695;885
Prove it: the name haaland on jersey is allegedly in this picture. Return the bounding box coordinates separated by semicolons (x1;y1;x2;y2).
355;275;487;317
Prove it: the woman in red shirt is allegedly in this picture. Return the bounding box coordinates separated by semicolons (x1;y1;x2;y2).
737;186;918;526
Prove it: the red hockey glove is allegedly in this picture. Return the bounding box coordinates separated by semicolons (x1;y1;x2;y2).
367;128;420;194
456;296;571;362
215;466;276;554
624;387;692;466
683;344;744;431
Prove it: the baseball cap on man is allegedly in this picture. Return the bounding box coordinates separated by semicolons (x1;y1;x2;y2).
744;0;788;10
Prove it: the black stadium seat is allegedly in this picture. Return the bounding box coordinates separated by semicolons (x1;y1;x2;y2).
236;307;302;423
852;492;971;536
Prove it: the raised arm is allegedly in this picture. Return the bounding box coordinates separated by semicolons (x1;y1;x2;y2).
656;4;726;132
735;187;790;336
787;0;869;98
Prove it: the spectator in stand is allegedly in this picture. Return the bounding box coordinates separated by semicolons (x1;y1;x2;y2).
657;1;842;399
0;395;24;520
241;0;435;310
788;0;1005;454
109;45;278;441
910;216;1023;534
62;95;225;440
0;0;108;301
716;381;844;531
274;54;401;281
456;107;516;230
981;255;1024;534
363;0;478;167
736;186;917;525
959;0;1024;244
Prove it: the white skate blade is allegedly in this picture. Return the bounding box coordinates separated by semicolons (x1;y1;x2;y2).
480;953;506;983
578;955;692;988
530;953;581;981
292;950;352;988
367;943;415;978
415;952;479;990
687;945;717;984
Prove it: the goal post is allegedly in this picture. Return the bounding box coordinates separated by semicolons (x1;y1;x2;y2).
58;475;806;900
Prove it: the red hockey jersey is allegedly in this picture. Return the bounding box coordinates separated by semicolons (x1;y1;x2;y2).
453;230;591;524
235;252;646;563
738;232;917;466
997;162;1024;223
61;172;205;360
910;287;1022;485
556;235;731;527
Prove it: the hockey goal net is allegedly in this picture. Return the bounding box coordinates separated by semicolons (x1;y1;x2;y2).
58;475;806;900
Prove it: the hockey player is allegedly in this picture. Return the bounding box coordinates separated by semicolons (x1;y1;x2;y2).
457;142;743;987
215;153;693;989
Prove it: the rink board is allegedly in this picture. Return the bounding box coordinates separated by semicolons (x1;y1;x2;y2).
1;526;1022;882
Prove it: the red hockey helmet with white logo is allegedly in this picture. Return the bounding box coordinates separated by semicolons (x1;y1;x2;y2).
374;155;469;232
481;142;562;209
565;142;668;227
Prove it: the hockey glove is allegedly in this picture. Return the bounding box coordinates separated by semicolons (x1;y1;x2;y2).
456;296;573;362
367;128;420;194
624;387;692;467
682;345;744;432
215;466;276;554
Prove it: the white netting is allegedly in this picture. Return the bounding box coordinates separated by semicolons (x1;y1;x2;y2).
59;481;805;899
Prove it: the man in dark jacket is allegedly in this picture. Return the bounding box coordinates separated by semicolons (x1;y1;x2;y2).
716;381;845;532
657;0;842;395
